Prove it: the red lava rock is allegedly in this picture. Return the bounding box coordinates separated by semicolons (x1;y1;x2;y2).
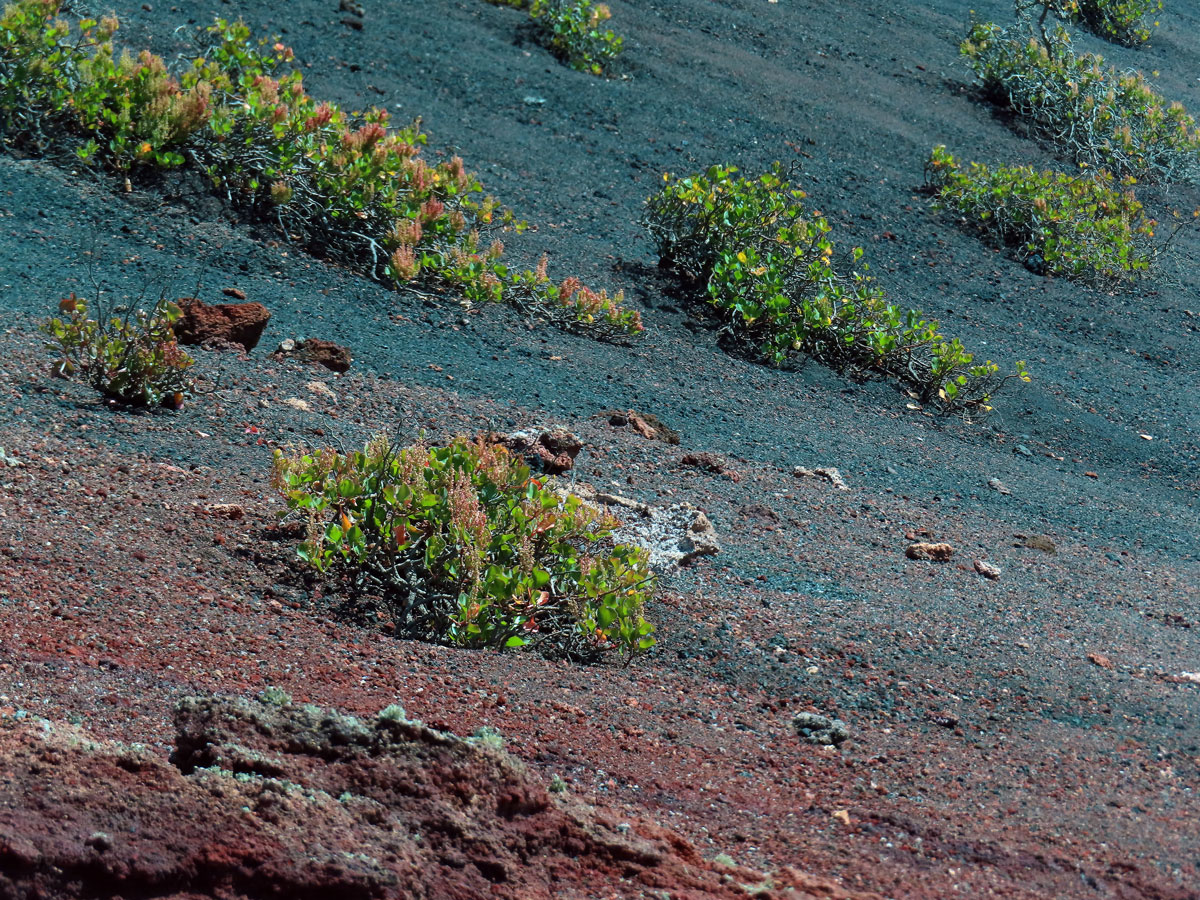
274;338;353;373
906;541;955;561
606;409;680;444
680;451;726;473
1087;652;1114;669
195;503;245;520
221;287;248;300
175;298;271;351
680;451;741;482
0;694;808;900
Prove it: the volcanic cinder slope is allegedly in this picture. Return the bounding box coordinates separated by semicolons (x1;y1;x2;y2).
0;1;1197;899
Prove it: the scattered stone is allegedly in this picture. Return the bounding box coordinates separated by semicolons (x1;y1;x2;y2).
221;287;247;301
570;484;719;570
974;559;1001;580
831;810;851;826
306;381;338;404
906;542;955;562
274;338;353;373
0;447;21;468
1017;534;1057;555
283;397;311;412
927;711;959;728
195;503;245;520
523;95;547;106
604;409;680;444
1014;444;1033;457
1177;672;1200;684
1084;471;1099;479
792;712;849;746
339;0;364;14
484;428;582;475
987;477;1011;495
1087;652;1114;669
84;831;112;852
793;466;849;490
1155;613;1192;629
679;451;740;482
738;503;781;525
175;298;271;351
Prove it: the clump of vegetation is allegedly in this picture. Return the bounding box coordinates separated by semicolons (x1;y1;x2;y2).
961;16;1200;182
0;1;641;337
1017;0;1162;48
272;436;656;662
926;145;1165;286
643;164;1027;410
43;292;194;408
529;0;623;75
485;0;624;76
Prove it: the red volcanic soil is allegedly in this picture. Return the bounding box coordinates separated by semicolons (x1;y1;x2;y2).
1;1;1199;898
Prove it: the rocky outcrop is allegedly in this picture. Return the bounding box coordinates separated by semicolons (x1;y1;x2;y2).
571;484;719;570
0;694;867;900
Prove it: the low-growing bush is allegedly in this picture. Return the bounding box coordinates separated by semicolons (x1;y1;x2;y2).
643;164;1027;410
529;0;623;76
43;292;194;407
961;18;1200;182
926;145;1160;286
272;436;656;662
0;1;641;337
485;0;624;76
1017;0;1161;48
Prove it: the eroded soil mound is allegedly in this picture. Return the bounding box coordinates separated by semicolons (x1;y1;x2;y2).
0;694;867;900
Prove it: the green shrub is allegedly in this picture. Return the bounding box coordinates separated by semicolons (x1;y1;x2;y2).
643;164;1027;411
485;0;624;76
43;292;194;408
926;145;1161;286
0;2;642;338
961;18;1200;182
272;436;656;662
529;0;623;76
1016;0;1161;47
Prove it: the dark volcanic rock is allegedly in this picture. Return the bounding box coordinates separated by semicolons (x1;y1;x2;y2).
274;338;353;372
484;427;583;474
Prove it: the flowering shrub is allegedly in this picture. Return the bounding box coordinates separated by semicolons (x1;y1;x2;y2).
927;146;1160;286
643;164;1028;410
485;0;624;76
961;18;1200;182
43;293;194;408
0;1;641;338
1016;0;1161;47
272;436;656;662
